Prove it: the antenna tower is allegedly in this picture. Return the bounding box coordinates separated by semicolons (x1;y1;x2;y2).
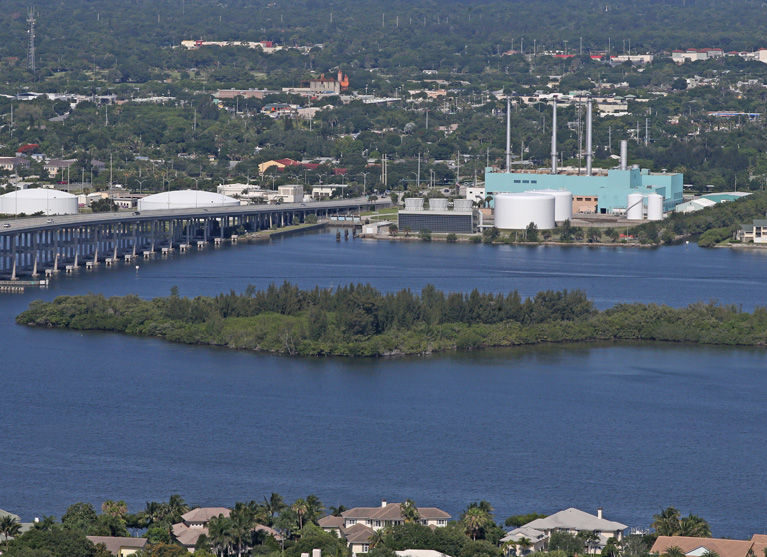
27;7;36;73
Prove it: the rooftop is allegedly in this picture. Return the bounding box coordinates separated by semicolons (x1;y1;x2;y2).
525;508;627;532
651;536;754;557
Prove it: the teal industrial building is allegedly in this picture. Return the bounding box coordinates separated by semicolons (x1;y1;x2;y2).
487;98;684;214
484;166;684;213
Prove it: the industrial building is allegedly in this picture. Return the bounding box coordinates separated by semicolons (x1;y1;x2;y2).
398;198;476;234
0;188;78;215
485;98;684;215
137;190;240;211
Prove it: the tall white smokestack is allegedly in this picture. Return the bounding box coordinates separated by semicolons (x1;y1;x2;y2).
620;140;628;170
586;97;593;176
506;98;511;172
551;100;558;174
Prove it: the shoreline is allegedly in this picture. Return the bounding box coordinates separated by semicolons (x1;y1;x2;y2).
362;232;653;248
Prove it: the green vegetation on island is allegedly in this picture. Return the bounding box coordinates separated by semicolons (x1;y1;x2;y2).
16;283;767;357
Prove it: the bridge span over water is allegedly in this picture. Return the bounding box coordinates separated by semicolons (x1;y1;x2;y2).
0;197;387;279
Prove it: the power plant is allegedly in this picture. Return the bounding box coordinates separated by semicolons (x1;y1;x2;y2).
484;96;684;228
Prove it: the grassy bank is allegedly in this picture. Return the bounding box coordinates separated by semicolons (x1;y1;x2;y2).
16;284;767;357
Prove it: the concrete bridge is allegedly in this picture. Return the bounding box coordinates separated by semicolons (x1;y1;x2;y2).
0;197;387;279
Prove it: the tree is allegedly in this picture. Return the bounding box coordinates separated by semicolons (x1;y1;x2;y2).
388;223;398;236
292;499;309;530
263;493;287;526
461;507;491;541
504;514;546;528
91;198;118;212
329;506;347;517
208;514;233;557
390;192;399;206
400;500;420;524
418;229;432;241
549;532;585;557
679;515;711;538
665;546;686;557
652;507;681;536
167;495;190;524
62;503;99;533
524;222;539;242
305;495;324;525
1;515;22;552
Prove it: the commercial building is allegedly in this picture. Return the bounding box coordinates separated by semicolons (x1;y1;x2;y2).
278;184;304;203
137;190;240;211
398;198;476;233
0;188;78;215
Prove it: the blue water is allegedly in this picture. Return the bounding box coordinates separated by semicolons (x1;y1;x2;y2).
2;232;767;538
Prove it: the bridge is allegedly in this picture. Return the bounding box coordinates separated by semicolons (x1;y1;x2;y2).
0;197;388;279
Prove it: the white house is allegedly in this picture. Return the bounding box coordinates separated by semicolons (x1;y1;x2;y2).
519;508;627;553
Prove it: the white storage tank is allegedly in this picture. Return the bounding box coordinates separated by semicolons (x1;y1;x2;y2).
646;193;664;221
626;193;644;221
527;189;572;222
428;198;448;211
0;188;78;215
137;189;240;211
404;198;424;211
494;192;555;230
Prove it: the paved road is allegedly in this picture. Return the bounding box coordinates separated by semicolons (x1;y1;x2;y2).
0;197;389;234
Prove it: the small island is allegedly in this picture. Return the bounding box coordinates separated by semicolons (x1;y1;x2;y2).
16;284;767;357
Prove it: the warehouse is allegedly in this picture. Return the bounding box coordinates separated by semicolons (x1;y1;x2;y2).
0;188;78;215
137;190;240;211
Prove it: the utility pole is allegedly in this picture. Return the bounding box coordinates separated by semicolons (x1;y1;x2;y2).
645;117;649;146
417;152;421;189
425;109;429;130
456;151;461;185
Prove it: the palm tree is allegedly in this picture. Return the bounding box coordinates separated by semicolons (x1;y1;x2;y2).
502;539;518;556
305;495;324;525
462;507;490;541
291;499;308;530
263;493;286;526
329;505;347;517
517;537;533;555
400;499;420;524
229;505;256;557
1;515;22;552
679;515;711;538
666;546;686;557
652;507;681;536
208;514;233;557
370;527;390;549
167;494;189;523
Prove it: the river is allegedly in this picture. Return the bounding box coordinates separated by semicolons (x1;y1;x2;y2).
1;232;766;538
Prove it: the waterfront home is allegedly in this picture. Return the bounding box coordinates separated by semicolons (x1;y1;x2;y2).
651;535;767;557
520;508;627;552
172;507;232;550
340;500;451;531
736;219;767;243
85;536;147;557
501;525;549;555
396;550;454;557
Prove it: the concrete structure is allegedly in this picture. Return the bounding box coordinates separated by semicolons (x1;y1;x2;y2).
465;186;486;204
399;198;476;234
0;188;78;215
494;192;556;230
86;536;148;557
0;197;386;279
278;185;304;203
523;508;627;551
137;190;239;211
674;192;750;214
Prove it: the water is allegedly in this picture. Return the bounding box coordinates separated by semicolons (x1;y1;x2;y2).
2;232;767;538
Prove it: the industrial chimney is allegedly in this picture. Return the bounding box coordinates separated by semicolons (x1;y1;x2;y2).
585;97;593;176
551;100;558;174
506;97;512;172
620;140;628;171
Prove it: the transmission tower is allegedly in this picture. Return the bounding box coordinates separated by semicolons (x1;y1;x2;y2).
27;7;36;73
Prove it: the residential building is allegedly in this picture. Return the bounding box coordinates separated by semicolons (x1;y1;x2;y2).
521;508;627;552
86;536;148;557
172;507;232;550
340;500;451;531
0;157;29;172
736;218;767;244
43;159;76;178
501;525;549;555
650;535;762;557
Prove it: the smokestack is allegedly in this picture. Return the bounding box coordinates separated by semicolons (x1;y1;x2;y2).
620;140;628;170
506;97;512;172
551;100;558;174
586;97;593;176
